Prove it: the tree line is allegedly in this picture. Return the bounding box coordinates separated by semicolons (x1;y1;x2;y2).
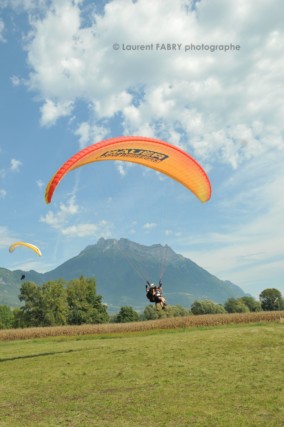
0;276;108;329
0;277;283;328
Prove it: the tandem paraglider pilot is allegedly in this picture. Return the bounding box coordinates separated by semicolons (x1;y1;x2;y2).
146;280;167;310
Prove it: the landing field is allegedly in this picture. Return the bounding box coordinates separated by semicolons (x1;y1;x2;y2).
0;321;283;426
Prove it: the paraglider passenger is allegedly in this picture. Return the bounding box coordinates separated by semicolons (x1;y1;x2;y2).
146;282;156;303
146;280;167;309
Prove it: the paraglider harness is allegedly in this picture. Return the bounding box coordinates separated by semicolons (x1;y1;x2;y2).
146;281;167;308
146;283;157;303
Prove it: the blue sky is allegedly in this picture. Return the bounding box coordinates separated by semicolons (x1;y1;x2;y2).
0;0;283;299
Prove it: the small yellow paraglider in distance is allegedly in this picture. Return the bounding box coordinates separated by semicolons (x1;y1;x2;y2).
9;242;42;257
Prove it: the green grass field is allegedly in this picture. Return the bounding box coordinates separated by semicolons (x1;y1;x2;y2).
1;322;283;426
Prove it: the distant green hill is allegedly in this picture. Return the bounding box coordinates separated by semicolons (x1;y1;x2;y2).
0;237;246;312
0;268;43;307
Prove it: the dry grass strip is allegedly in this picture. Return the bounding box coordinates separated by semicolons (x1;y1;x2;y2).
1;311;283;341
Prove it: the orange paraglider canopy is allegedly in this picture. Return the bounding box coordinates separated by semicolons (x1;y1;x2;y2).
45;136;211;203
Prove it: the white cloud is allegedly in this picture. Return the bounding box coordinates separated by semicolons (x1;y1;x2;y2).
115;161;127;176
0;189;7;199
74;122;90;148
40;196;79;229
61;220;112;237
40;99;74;126
10;158;22;172
75;121;109;149
165;229;183;237
10;75;21;86
18;0;282;169
40;195;112;240
36;179;44;189
0;226;15;248
0;0;48;9
0;19;5;43
143;222;157;229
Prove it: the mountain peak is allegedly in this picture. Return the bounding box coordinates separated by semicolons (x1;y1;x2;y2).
0;237;246;311
96;237;118;250
95;237;141;252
